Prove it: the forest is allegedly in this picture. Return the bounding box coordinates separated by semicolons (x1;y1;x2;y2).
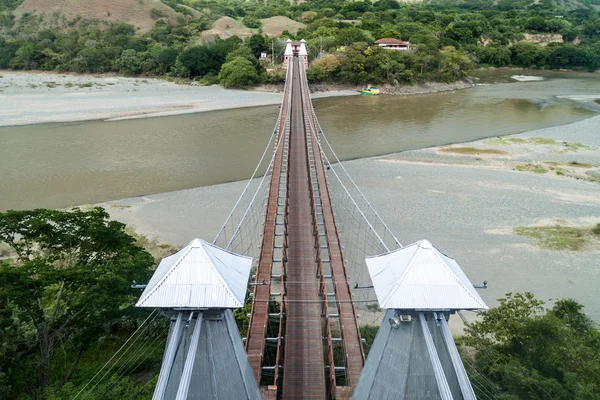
0;0;599;87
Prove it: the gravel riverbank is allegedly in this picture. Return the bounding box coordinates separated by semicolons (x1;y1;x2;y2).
0;71;282;126
99;114;600;324
0;70;472;126
0;71;361;126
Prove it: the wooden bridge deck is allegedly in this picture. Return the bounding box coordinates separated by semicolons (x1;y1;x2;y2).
245;62;292;382
246;56;364;399
282;58;326;399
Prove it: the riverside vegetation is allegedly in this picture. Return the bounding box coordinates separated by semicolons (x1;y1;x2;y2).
0;0;600;88
1;208;599;399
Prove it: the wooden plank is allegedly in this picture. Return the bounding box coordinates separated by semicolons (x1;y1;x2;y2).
281;57;326;400
300;63;366;387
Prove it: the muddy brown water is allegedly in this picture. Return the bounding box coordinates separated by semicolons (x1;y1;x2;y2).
0;70;598;211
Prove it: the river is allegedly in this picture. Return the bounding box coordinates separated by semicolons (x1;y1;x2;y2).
0;69;598;211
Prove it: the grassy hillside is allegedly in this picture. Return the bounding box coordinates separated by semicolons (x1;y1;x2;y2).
260;16;305;37
201;16;252;41
13;0;181;32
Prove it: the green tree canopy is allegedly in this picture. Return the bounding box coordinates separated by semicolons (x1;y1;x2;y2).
218;56;259;88
461;293;600;399
307;54;341;82
0;207;153;399
117;48;142;76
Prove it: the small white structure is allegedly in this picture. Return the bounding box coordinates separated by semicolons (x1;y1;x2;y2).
136;238;252;309
375;38;410;51
354;240;487;400
299;39;309;69
283;39;293;69
365;239;487;311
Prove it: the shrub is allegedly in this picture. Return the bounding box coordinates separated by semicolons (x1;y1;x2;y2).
150;8;167;19
242;15;261;29
218;56;259;88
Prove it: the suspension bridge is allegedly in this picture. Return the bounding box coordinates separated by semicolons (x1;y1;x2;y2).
75;40;489;400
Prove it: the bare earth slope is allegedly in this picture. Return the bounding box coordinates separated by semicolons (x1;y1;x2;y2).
260;16;305;36
14;0;180;32
201;16;251;41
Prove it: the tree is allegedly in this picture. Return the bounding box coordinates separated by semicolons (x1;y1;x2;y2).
150;8;167;19
10;42;45;69
339;44;367;83
307;55;341;82
335;27;371;46
0;208;153;399
546;44;588;69
0;37;20;68
72;46;111;73
439;45;473;81
226;46;264;74
374;0;400;11
510;40;546;67
177;45;215;77
142;45;178;75
117;49;141;76
461;293;600;399
446;21;478;45
301;11;319;23
525;16;547;32
474;44;512;66
218;56;259;88
177;39;240;77
242;15;261;29
246;33;267;58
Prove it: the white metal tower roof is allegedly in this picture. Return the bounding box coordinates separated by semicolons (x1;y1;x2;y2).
136;238;252;309
365;240;487;311
284;38;293;56
299;39;308;56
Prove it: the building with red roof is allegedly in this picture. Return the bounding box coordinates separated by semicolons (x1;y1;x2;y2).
375;38;411;51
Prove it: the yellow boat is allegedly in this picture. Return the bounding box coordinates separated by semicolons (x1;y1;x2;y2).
361;85;380;95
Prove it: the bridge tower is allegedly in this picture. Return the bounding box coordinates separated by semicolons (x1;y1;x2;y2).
299;39;309;70
283;39;308;70
136;238;261;400
353;240;487;399
283;39;293;69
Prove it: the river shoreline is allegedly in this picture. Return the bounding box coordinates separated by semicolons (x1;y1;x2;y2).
0;69;473;127
98;114;600;325
254;79;474;95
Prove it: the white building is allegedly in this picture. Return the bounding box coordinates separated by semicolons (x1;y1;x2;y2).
375;38;411;51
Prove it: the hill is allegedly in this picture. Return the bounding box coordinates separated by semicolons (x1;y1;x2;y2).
13;0;180;32
201;16;252;42
260;16;305;37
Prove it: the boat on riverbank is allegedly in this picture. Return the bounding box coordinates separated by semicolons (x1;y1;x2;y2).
362;85;380;95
